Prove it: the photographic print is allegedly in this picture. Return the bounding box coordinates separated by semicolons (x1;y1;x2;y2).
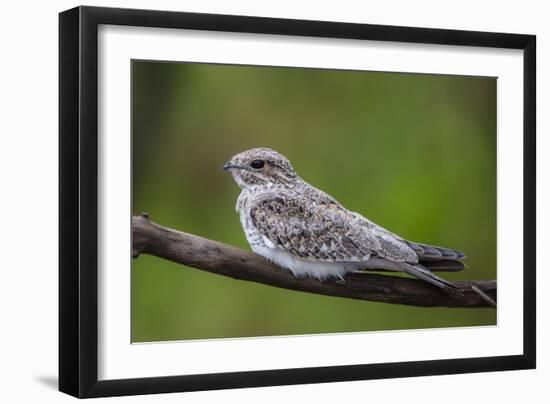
131;60;497;343
59;6;535;397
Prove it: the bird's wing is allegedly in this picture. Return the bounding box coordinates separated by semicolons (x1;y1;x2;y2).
250;195;416;263
351;212;464;263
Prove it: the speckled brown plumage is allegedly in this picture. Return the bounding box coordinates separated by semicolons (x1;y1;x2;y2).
223;147;465;291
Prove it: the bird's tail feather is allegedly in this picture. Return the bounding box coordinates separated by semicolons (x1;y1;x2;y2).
401;263;461;294
405;241;466;261
421;259;465;272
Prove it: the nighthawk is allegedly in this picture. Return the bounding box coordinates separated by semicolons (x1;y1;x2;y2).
223;147;465;292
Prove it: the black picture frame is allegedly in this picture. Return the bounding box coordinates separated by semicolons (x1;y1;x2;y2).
59;5;536;398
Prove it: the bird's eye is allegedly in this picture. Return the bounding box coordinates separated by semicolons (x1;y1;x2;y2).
250;159;265;169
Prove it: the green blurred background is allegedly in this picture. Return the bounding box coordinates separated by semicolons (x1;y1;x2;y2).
132;60;496;343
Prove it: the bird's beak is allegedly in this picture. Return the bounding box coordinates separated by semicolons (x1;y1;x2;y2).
223;162;244;171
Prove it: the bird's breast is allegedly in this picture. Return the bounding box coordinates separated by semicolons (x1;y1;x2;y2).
236;191;265;250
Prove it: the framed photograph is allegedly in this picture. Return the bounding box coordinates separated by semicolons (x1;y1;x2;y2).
59;6;536;398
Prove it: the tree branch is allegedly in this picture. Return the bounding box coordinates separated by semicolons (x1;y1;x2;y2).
132;214;496;308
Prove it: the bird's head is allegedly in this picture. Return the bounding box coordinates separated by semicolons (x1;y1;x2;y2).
223;147;298;190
